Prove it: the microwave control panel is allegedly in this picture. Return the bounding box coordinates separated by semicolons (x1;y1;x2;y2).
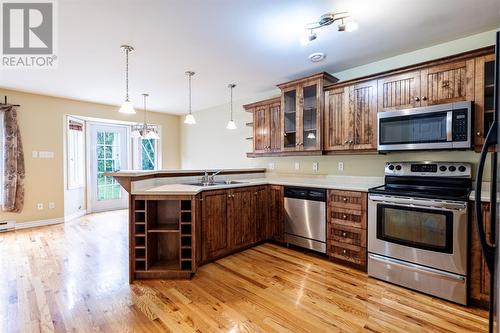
452;109;469;142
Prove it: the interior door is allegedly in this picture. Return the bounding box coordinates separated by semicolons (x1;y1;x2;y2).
89;123;129;212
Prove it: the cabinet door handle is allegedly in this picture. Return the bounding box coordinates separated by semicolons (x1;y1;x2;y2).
349;140;353;144
414;97;420;102
477;131;482;136
344;140;349;144
342;249;347;254
343;197;348;202
228;195;231;198
343;214;347;219
421;96;427;101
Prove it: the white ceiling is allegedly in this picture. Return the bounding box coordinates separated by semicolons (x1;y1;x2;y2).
0;0;498;114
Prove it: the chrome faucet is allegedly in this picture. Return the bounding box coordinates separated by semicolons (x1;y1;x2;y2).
200;169;223;185
208;169;223;184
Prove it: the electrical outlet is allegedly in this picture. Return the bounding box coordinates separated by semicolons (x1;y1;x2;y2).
32;151;38;158
268;162;276;170
338;162;344;172
48;202;55;209
37;203;44;210
312;162;319;172
294;162;300;170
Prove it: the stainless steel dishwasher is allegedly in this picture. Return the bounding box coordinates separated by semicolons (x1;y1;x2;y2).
284;186;326;253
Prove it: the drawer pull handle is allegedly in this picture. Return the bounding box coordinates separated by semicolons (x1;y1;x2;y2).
343;214;347;219
342;232;347;237
343;197;348;202
342;249;347;254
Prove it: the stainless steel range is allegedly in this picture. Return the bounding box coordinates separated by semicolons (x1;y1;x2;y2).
367;161;471;305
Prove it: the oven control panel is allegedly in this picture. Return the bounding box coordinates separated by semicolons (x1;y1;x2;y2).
385;162;471;177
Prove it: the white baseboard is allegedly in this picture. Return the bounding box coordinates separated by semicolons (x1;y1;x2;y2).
64;209;87;222
15;217;65;230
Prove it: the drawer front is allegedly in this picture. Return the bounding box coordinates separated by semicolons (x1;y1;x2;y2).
328;243;367;266
328;206;366;229
328;224;366;247
328;190;367;211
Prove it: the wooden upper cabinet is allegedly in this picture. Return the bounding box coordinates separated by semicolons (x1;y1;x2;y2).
347;80;378;150
201;190;229;262
420;59;475;106
377;71;421;111
244;97;281;155
253;105;269;153
279;72;338;152
324;87;349;151
474;54;496;149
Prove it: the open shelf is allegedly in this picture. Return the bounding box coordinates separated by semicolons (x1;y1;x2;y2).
147;232;180;271
135;200;146;211
147;200;180;231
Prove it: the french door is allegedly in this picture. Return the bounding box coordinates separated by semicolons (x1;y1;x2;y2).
88;123;129;212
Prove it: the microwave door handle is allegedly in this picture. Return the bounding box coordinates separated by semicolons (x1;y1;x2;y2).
446;111;453;141
474;121;497;273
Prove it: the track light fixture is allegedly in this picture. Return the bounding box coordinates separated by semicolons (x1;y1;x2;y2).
300;11;358;45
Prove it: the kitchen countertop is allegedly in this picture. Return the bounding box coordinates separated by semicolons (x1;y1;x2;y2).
131;174;385;195
105;168;266;177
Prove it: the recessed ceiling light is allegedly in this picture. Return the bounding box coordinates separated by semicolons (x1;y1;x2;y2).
309;52;326;63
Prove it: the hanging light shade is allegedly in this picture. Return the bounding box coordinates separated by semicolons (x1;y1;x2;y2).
119;45;136;114
184;71;196;124
226;83;237;130
131;93;160;139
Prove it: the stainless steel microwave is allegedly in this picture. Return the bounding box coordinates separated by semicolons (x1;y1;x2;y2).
377;101;472;152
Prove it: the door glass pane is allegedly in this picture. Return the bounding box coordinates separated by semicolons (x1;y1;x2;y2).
379;112;448;145
302;84;317;147
283;89;296;148
96;130;122;201
377;205;452;253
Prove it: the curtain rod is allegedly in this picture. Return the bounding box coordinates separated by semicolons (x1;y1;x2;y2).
1;96;20;107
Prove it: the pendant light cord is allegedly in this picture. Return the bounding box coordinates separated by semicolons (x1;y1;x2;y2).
125;48;129;101
188;73;192;115
230;86;233;121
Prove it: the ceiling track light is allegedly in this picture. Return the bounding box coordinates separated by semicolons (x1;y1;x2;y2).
118;45;136;114
184;71;196;125
300;11;358;45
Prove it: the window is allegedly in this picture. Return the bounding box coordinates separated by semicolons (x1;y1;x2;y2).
67;117;85;189
132;126;160;170
0;112;4;205
97;130;122;201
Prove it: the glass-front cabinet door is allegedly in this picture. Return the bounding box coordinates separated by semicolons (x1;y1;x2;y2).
282;86;298;151
301;82;321;150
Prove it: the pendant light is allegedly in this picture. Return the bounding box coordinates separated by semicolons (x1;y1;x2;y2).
184;71;196;124
226;83;237;130
118;45;136;114
131;93;160;139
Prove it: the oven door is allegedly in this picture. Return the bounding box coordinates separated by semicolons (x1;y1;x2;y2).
368;194;468;275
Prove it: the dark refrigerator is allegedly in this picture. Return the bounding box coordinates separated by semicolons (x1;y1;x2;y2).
475;30;500;333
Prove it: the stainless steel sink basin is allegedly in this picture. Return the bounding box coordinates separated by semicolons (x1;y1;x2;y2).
183;180;247;187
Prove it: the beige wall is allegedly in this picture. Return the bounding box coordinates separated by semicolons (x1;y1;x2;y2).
0;88;180;223
180;29;499;179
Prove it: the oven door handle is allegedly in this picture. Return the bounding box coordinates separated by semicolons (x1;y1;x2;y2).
369;194;467;211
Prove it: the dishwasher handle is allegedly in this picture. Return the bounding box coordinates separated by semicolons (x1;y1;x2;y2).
284;186;326;202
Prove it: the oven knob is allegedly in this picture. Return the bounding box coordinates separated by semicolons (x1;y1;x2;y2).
439;165;447;172
388;164;394;171
458;166;466;172
448;166;456;172
395;165;402;171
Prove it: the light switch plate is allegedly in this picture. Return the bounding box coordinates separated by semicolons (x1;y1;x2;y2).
312;162;319;172
32;151;38;158
338;162;344;171
294;162;300;170
38;151;54;158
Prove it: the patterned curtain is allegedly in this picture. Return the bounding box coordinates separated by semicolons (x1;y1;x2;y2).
1;105;25;212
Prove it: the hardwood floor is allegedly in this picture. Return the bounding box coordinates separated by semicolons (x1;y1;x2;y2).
0;210;488;332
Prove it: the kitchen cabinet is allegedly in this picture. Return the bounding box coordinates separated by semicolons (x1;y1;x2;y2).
245;97;281;154
269;185;284;242
228;187;257;249
378;60;474;112
279;73;338;152
327;190;367;270
324;80;378;152
471;201;492;308
201;190;229;261
255;186;270;241
474;54;496;150
377;71;421;111
324;87;349;151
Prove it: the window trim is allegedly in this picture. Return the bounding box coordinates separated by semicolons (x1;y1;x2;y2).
66;116;86;190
